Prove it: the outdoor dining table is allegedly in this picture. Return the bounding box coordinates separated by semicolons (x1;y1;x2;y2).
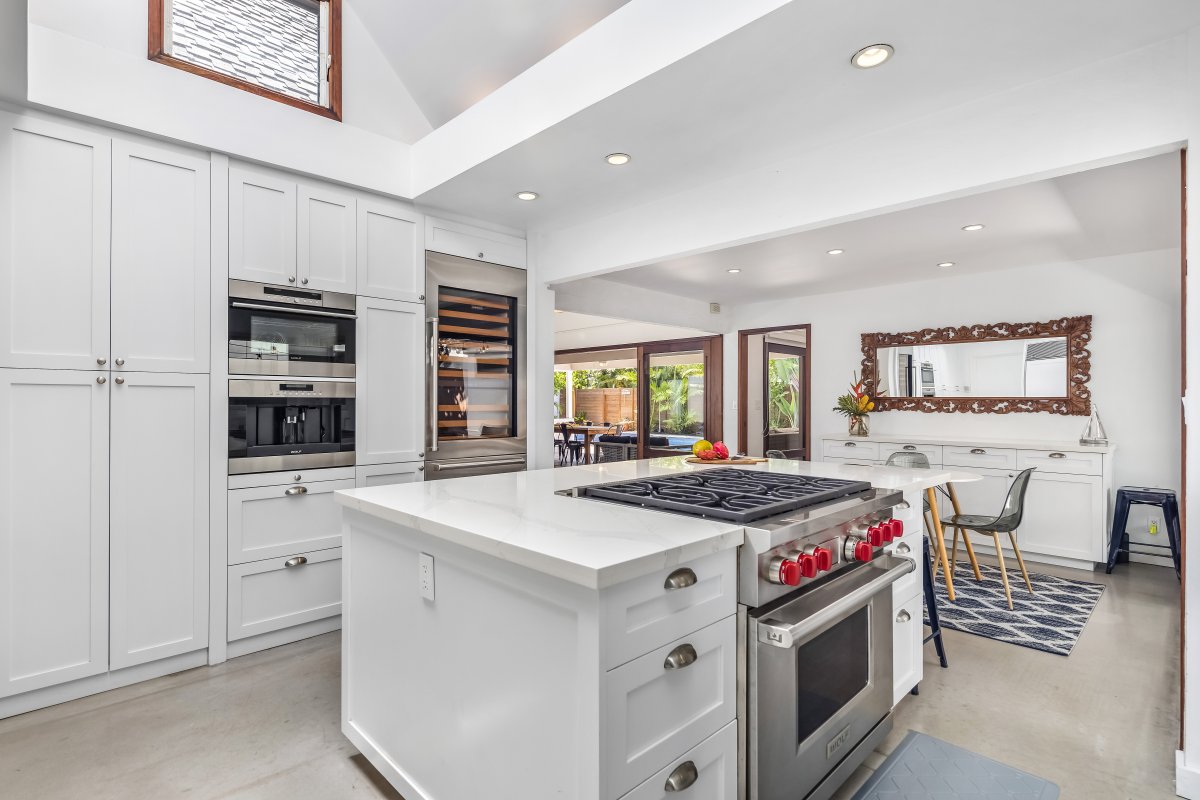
561;424;616;465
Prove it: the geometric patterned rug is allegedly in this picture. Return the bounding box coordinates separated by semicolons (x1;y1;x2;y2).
922;562;1105;656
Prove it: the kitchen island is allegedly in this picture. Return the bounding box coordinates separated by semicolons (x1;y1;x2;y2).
334;458;955;800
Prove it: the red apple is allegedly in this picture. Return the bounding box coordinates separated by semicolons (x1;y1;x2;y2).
712;441;730;459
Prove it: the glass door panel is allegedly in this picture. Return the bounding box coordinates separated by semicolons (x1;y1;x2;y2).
643;347;707;458
435;287;517;441
764;343;806;459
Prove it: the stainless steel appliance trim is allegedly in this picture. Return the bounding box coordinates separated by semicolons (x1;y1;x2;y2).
228;451;356;475
427;315;439;453
229;278;356;311
228;358;355;379
231;301;356;320
756;557;913;649
430;457;526;471
804;714;893;800
228;379;357;398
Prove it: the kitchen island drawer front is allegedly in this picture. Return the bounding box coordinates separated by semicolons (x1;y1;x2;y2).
227;549;341;641
822;440;879;461
1017;449;1102;476
619;720;737;800
601;549;736;670
603;616;737;800
229;479;354;564
943;445;1017;470
877;442;942;465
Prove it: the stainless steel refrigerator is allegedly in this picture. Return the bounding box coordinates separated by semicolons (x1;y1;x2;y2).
424;252;527;480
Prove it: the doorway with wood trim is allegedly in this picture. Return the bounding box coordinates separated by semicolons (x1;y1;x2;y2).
738;325;812;459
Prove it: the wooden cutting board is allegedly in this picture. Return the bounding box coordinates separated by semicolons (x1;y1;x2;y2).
683;457;769;465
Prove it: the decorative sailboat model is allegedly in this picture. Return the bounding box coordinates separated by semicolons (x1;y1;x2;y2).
1079;404;1109;447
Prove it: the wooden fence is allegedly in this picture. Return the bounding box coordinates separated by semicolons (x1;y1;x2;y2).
573;388;636;426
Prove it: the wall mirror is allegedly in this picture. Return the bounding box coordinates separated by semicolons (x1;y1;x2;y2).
860;316;1092;414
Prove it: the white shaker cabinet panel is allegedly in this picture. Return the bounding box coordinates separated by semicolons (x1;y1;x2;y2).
228;548;342;641
357;198;423;302
298;183;356;294
111;141;211;374
355;463;423;488
228;478;352;564
0;370;109;697
110;373;210;669
621;722;737;800
0;116;111;370
425;217;526;270
1019;472;1105;562
357;298;424;465
229;167;296;287
891;592;923;705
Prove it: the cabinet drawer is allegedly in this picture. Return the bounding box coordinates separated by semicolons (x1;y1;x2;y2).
1017;449;1102;476
601;549;736;670
229;479;353;564
603;616;737;800
228;467;355;490
355;463;423;488
619;720;737;800
877;442;942;466
227;549;341;641
822;439;879;461
943;445;1017;470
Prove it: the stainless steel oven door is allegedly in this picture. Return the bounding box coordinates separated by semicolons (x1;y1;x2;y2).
228;280;357;378
747;556;913;800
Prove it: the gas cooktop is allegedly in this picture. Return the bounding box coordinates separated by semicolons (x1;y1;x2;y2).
577;468;872;524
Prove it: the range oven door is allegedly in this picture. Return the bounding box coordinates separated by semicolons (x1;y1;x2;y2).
747;556;913;800
228;380;356;475
229;280;357;378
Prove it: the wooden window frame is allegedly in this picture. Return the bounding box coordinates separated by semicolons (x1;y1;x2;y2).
148;0;342;121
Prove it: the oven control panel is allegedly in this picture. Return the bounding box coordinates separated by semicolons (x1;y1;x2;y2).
762;511;901;587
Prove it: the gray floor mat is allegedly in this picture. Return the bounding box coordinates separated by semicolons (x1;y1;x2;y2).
851;731;1060;799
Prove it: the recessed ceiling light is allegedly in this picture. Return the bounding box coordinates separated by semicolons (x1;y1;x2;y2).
515;191;539;201
961;223;985;231
605;153;631;166
938;262;956;268
727;268;741;274
827;249;845;255
851;44;894;69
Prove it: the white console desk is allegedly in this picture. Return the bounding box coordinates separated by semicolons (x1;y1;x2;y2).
818;433;1115;570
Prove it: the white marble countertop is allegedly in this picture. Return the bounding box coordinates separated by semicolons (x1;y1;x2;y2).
817;431;1115;454
334;457;957;590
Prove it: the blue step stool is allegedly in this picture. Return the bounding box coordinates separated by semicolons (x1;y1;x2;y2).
1105;487;1180;579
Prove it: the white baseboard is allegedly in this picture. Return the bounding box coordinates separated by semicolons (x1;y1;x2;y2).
226;616;341;660
344;719;430;800
1177;750;1200;798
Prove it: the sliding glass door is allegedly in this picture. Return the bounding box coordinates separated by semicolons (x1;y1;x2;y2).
640;338;721;459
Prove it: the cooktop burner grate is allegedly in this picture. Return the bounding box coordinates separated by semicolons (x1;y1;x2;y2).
580;468;872;523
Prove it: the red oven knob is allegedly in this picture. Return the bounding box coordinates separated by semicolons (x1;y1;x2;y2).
769;557;801;586
867;526;885;547
813;546;833;572
889;518;904;538
797;553;818;579
854;540;874;562
880;521;895;543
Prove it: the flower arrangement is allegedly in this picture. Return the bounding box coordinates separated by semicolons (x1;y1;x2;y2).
833;373;880;436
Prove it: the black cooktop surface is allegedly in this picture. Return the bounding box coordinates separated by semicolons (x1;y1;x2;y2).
579;468;872;524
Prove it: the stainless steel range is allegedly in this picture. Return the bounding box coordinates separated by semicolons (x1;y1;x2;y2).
575;468;914;800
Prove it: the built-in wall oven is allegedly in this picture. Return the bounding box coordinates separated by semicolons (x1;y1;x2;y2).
228;379;356;475
228;280;357;378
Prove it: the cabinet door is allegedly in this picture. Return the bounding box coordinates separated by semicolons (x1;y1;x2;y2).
358;198;423;302
0;369;109;697
109;373;209;669
111;140;210;374
355;463;423;488
891;592;923;705
298;183;356;293
425;217;526;269
358;298;424;464
1018;472;1105;562
229;167;296;286
0;115;110;370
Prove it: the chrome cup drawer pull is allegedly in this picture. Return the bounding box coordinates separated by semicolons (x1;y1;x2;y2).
663;643;698;670
903;444;916;451
285;486;308;496
664;567;698;591
969;448;986;455
896;609;912;623
1049;452;1066;459
895;542;912;555
844;442;857;447
284;556;308;568
664;760;699;792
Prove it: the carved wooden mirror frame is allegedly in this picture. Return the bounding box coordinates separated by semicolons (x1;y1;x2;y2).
859;315;1093;415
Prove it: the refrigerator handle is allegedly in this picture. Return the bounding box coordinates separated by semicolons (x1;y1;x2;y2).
428;316;440;453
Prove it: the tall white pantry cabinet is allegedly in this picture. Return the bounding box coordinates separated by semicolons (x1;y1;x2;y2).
0;112;211;708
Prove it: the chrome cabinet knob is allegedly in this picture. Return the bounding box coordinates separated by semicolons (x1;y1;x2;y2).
288;276;296;283
301;278;309;285
114;377;125;385
664;761;699;792
96;376;107;384
115;358;125;367
284;556;308;568
663;567;698;591
476;251;484;259
96;357;107;366
418;294;425;301
292;474;302;482
663;643;698;670
417;466;424;471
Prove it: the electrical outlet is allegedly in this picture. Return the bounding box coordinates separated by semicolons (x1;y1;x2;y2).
1149;518;1161;536
419;553;435;601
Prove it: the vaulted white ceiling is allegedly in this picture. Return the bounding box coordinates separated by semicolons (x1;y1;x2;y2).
351;0;630;128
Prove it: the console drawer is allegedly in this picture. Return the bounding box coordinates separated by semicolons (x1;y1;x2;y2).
942;445;1017;470
227;548;341;641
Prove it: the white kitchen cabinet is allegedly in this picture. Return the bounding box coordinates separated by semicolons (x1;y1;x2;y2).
229;166;297;287
0;369;109;697
355;463;423;488
109;373;209;669
425;216;526;269
621;722;737;800
357;297;425;465
357;198;423;302
1019;471;1105;562
228;548;342;641
891;591;923;706
111;140;211;374
298;183;356;293
228;478;352;564
0;114;110;371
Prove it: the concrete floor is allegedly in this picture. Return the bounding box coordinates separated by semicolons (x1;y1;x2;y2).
0;561;1179;800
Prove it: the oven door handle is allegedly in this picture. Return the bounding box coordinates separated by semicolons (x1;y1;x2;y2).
428;316;440;453
231;301;357;320
431;457;526;472
756;558;914;649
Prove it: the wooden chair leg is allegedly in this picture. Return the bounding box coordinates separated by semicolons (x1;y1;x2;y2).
926;487;955;601
1008;532;1034;594
990;531;1013;610
959;529;984;581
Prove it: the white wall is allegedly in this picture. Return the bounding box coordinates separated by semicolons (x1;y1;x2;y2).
25;0;430;197
723;250;1181;550
0;0;26;104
